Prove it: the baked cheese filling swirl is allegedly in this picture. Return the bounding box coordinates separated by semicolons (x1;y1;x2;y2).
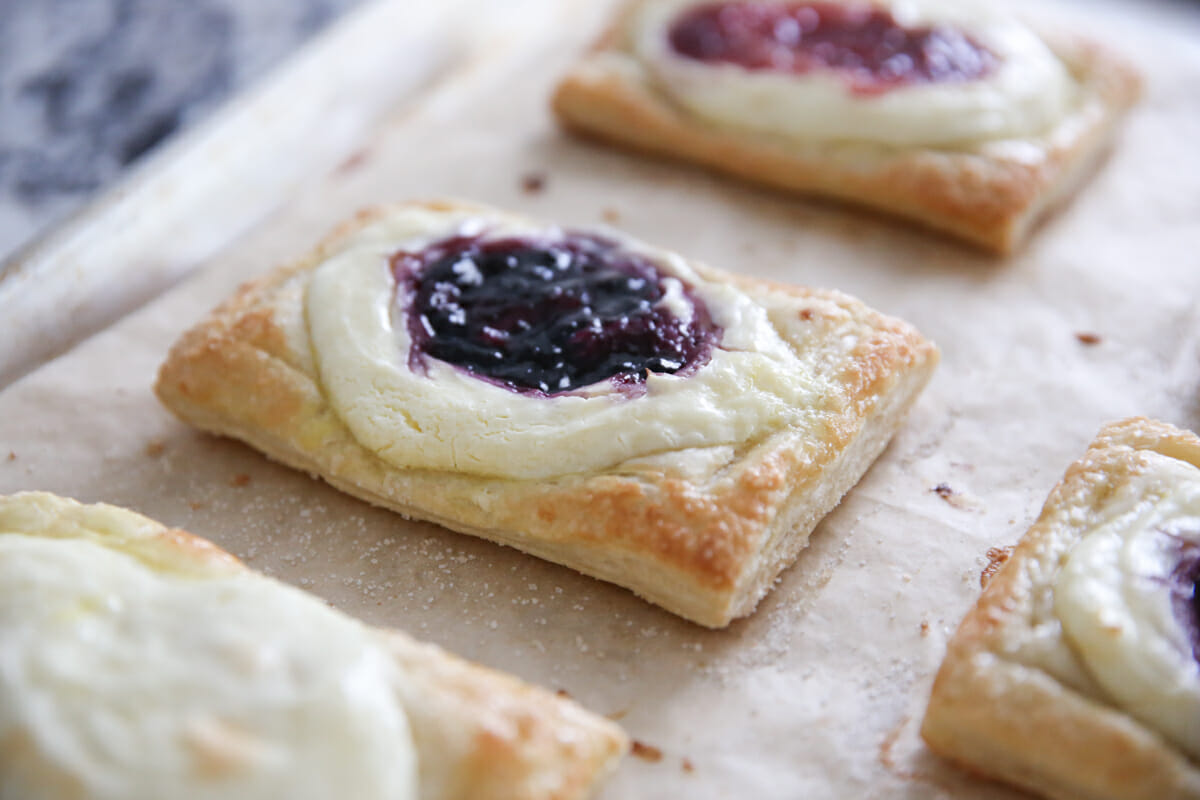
1055;452;1200;760
633;0;1079;147
306;206;830;480
0;517;418;800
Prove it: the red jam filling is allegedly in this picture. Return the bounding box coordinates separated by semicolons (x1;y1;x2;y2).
668;1;997;94
394;233;719;395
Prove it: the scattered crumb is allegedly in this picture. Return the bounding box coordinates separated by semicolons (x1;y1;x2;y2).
932;482;979;511
230;473;252;488
188;501;206;511
601;207;621;223
878;714;959;790
1075;332;1102;345
555;689;572;699
144;440;165;458
631;741;663;763
878;714;902;772
919;621;930;637
6;452;14;462
337;148;369;174
877;714;916;777
521;172;547;194
681;758;695;773
798;308;814;321
606;708;629;722
980;546;1015;588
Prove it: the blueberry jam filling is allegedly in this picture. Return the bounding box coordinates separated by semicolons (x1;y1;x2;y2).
668;1;997;94
1168;537;1200;663
395;233;719;395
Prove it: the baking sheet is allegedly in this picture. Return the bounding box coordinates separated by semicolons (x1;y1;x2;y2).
0;0;471;388
2;0;1200;797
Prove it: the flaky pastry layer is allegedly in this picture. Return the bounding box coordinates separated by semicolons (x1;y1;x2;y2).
155;200;937;627
921;418;1200;800
0;491;626;800
551;2;1141;254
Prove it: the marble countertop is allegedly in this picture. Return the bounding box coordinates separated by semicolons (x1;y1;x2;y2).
0;0;363;260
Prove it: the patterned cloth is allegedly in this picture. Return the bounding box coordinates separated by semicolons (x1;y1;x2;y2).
0;0;362;258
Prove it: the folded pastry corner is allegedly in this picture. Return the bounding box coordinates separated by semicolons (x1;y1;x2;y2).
922;417;1200;800
0;491;627;800
552;0;1141;254
156;199;937;627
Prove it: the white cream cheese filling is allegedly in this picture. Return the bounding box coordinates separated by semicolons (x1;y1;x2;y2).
1054;452;1200;760
632;0;1078;147
0;530;417;800
306;205;830;480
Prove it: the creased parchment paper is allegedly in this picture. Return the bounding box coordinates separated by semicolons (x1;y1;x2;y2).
2;1;1199;797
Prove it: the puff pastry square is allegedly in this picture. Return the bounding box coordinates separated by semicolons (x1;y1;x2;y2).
552;0;1141;254
922;418;1200;800
155;199;937;627
0;491;626;800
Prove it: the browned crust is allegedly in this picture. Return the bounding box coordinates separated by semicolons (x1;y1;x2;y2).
0;490;243;579
550;6;1141;254
155;199;937;627
0;730;87;800
921;418;1200;800
384;632;626;800
0;491;627;800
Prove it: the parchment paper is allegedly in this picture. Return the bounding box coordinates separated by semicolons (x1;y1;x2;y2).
2;1;1199;797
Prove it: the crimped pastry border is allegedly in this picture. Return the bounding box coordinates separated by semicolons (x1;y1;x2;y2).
0;491;628;800
154;199;937;627
551;2;1141;254
921;418;1200;800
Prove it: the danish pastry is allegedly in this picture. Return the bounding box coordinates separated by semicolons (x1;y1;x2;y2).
552;0;1141;253
922;418;1200;800
0;491;626;800
155;199;937;627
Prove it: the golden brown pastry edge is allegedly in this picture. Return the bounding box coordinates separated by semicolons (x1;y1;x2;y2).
0;490;628;800
550;4;1142;255
154;199;938;628
920;418;1200;800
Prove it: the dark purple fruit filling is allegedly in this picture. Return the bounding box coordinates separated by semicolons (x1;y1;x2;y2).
668;1;997;94
394;233;719;395
1168;538;1200;663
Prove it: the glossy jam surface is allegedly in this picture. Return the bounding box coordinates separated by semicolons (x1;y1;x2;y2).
396;234;718;394
1169;538;1200;663
668;1;997;93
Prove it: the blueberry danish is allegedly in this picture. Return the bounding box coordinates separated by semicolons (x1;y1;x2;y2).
156;200;937;627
